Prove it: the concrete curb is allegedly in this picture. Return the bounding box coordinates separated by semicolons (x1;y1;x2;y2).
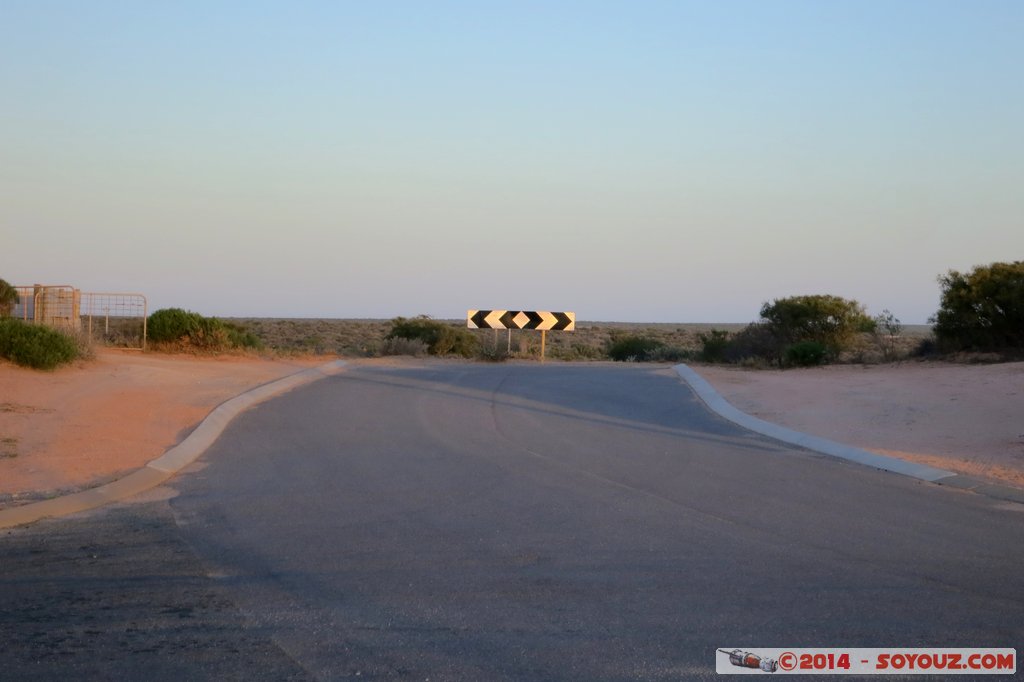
674;364;1024;505
0;359;348;529
674;363;955;482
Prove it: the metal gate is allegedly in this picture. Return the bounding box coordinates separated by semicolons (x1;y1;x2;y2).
11;285;148;350
80;292;148;349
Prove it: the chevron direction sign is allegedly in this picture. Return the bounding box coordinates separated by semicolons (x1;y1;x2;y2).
467;310;576;331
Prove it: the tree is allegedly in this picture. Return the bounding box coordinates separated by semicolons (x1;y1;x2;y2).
0;278;19;318
873;309;903;362
932;261;1024;353
759;294;874;361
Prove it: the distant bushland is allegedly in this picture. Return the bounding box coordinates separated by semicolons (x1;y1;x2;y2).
205;317;935;365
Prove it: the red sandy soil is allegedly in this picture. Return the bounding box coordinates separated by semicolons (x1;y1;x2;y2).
2;352;1022;509
0;350;328;506
692;361;1024;488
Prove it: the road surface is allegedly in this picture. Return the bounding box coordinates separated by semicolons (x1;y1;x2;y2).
2;362;1022;680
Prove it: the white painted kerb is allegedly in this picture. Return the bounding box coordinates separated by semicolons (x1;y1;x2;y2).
674;364;956;483
0;359;348;529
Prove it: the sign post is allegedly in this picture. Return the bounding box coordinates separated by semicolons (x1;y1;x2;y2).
468;310;575;361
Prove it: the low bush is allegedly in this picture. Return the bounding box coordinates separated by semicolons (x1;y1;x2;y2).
147;308;262;351
698;330;730;362
645;345;694;363
546;342;605;361
148;308;203;343
721;323;779;365
0;318;79;370
912;337;939;358
607;334;664;362
379;336;429;357
0;278;18;318
222;321;264;350
387;316;477;357
567;343;605;360
476;342;512;362
785;340;828;367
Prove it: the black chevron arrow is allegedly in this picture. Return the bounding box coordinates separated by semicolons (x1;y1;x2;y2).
470;310;490;328
499;311;519;329
523;311;543;330
552;312;573;330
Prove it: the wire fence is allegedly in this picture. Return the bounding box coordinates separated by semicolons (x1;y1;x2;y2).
11;285;148;350
80;293;148;349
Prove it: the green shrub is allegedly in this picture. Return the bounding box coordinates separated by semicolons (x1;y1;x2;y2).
698;329;730;362
932;261;1024;353
387;316;477;357
760;294;873;359
380;336;429;357
548;343;604;361
721;323;779;364
645;345;694;363
912;337;939;357
476;342;512;362
223;321;264;350
568;343;604;360
148;308;203;343
607;334;664;361
185;315;219;348
0;318;78;370
0;278;18;318
147;308;262;351
785;340;828;367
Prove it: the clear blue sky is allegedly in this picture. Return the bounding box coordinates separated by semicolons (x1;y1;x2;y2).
3;1;1021;323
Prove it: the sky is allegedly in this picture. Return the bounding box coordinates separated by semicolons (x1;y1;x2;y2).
2;1;1021;323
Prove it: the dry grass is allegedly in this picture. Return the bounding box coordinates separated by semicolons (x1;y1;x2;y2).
226;318;392;356
222;318;935;363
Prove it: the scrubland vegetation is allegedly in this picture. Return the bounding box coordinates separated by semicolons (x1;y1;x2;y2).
147;308;263;352
215;315;933;367
0;278;85;370
226;260;1021;367
0;318;80;370
3;260;1022;369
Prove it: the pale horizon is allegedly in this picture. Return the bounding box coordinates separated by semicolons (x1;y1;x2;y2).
4;2;1022;325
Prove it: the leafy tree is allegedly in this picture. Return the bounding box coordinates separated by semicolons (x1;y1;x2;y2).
759;295;874;361
0;278;18;318
932;261;1024;353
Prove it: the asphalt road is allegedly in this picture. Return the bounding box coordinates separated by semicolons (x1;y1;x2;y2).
2;362;1022;680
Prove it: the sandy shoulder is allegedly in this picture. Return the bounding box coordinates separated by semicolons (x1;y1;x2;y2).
3;352;1022;509
0;350;330;506
691;361;1024;488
